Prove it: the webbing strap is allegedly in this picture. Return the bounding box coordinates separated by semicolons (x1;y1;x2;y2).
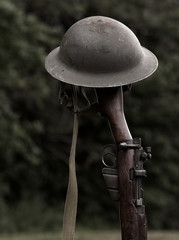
62;86;78;240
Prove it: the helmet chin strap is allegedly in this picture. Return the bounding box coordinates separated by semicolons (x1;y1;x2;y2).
61;85;78;240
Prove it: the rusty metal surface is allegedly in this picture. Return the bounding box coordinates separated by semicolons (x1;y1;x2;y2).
45;16;158;88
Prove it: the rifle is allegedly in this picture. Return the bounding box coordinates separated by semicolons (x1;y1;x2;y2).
96;86;151;240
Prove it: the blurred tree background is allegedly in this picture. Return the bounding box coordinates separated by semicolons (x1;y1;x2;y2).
0;0;179;233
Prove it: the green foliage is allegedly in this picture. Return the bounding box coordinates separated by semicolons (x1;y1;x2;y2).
0;0;179;232
0;0;70;224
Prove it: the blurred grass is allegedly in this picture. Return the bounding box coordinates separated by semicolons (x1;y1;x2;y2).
0;231;179;240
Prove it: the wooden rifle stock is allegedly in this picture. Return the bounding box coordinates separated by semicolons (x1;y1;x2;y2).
96;87;147;240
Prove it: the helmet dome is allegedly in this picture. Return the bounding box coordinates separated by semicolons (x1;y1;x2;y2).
45;16;158;88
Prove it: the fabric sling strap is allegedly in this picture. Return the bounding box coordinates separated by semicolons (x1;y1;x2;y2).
61;86;78;240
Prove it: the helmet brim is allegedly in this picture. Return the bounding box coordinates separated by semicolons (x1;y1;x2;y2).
45;46;158;88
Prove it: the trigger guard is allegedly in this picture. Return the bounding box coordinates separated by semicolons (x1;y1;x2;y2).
102;152;117;168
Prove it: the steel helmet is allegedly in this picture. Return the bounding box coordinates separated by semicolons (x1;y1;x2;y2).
45;16;158;88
